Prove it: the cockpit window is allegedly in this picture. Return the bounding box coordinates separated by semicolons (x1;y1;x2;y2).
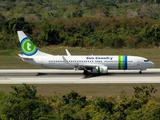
144;59;149;62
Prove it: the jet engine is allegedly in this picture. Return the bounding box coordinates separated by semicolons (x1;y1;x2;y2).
91;66;108;74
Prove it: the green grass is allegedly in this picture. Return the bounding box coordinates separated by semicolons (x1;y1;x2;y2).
0;47;159;69
0;84;160;98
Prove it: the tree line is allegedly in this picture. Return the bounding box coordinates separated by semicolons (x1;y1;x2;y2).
0;17;160;49
0;0;160;49
0;84;159;120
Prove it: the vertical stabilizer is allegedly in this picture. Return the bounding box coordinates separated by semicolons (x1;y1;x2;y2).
17;31;52;56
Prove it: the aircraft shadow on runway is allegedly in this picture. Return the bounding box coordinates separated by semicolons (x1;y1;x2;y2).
36;72;160;79
36;72;82;76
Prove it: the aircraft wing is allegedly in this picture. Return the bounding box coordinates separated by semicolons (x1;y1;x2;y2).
62;56;104;70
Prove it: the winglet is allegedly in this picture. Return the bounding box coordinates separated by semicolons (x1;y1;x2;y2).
65;49;71;56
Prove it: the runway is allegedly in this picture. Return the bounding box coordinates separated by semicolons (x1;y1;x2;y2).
0;69;159;84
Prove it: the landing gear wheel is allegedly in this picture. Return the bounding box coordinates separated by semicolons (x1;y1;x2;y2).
83;70;90;75
139;71;142;74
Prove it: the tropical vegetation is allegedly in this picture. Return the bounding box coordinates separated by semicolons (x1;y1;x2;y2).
0;0;160;49
0;84;159;120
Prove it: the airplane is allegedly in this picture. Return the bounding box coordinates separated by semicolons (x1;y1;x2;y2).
17;31;154;75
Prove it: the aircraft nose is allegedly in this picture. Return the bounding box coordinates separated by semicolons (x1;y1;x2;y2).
150;61;154;67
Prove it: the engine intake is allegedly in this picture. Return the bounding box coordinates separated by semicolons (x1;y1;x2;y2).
92;66;108;74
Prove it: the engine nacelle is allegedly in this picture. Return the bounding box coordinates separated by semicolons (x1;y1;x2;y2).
91;66;108;74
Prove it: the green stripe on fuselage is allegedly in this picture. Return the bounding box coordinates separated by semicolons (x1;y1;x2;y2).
118;56;127;70
118;56;123;69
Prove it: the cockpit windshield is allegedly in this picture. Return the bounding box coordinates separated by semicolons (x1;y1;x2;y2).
144;59;149;62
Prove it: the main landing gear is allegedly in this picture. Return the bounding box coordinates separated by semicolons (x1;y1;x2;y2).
83;70;90;75
139;70;142;74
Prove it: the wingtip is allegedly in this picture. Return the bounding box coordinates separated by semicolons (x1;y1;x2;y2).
65;49;71;56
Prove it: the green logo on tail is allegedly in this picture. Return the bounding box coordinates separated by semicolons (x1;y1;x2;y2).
20;37;38;56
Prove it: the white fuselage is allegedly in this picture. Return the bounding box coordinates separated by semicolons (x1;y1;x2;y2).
21;55;154;71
